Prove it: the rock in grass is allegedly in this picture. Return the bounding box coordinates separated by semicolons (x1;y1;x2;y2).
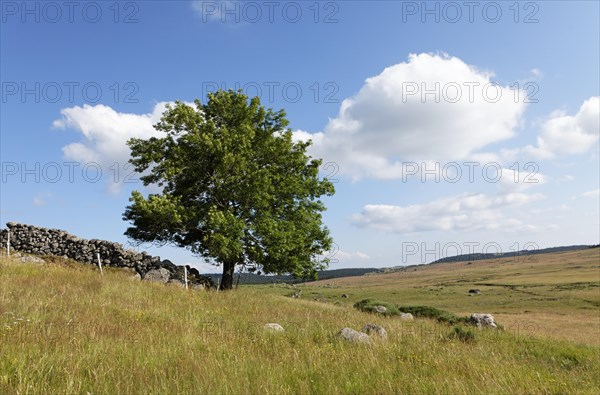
19;255;45;263
264;323;284;332
362;324;387;339
337;327;371;344
400;313;414;321
374;305;387;314
468;313;497;328
143;268;170;284
287;290;302;298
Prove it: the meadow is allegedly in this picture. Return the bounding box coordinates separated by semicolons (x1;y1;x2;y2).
289;248;600;346
0;248;599;394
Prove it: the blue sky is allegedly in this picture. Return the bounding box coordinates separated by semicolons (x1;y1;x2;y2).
1;1;599;272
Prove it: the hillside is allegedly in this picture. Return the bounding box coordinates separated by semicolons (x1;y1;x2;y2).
1;250;599;394
291;248;600;346
429;244;596;265
205;245;597;285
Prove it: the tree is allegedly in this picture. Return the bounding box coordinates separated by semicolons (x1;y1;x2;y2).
122;90;335;290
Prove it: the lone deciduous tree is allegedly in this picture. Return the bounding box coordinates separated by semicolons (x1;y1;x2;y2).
123;90;335;290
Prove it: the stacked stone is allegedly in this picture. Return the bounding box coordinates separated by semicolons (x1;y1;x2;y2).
0;222;214;289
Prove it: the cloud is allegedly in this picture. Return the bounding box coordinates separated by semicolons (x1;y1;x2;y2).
582;188;600;199
296;53;527;180
335;250;371;261
53;102;176;193
351;192;544;234
524;96;600;159
32;196;45;206
33;192;52;207
530;68;543;79
557;174;574;183
497;167;546;193
53;103;170;165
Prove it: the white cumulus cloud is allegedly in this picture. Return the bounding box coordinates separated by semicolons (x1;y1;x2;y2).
351;192;544;234
53;103;170;166
524;96;600;159
52;102;179;194
296;53;527;180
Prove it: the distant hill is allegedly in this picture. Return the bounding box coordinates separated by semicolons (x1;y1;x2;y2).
379;245;597;274
429;245;595;265
204;245;598;284
203;267;383;285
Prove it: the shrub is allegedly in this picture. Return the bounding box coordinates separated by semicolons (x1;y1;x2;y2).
354;299;470;325
397;305;468;325
353;299;401;316
449;326;476;343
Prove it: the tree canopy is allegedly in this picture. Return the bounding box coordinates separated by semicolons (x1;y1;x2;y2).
123;90;335;289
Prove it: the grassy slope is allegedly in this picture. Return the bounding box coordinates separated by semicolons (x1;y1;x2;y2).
282;248;600;346
0;251;599;394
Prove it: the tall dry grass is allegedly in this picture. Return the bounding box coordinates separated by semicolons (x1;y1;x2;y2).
1;254;599;394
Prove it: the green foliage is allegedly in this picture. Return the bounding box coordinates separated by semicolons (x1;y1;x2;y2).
448;326;476;343
122;90;335;288
353;298;401;316
354;299;468;324
397;305;468;325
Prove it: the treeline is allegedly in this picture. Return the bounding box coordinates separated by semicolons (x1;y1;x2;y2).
203;268;383;285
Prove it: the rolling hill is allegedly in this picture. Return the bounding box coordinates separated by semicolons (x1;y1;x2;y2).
1;247;599;394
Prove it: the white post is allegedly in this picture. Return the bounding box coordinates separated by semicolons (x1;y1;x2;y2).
6;230;10;256
96;253;103;276
184;266;189;290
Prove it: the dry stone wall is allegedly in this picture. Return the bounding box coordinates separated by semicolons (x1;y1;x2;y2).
0;222;215;289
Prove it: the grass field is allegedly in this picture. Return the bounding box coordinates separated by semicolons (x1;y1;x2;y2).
284;248;600;346
1;249;599;394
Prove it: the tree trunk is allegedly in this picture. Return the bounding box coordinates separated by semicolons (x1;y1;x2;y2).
220;261;236;290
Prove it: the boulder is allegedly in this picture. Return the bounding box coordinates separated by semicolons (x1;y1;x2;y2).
468;313;497;328
362;324;387;339
287;290;302;298
161;259;176;269
313;295;327;302
337;327;371;344
143;268;171;284
400;313;414;321
263;323;285;332
19;255;45;263
374;305;387;314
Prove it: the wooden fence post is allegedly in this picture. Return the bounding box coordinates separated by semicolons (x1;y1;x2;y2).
96;253;103;275
184;266;189;290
